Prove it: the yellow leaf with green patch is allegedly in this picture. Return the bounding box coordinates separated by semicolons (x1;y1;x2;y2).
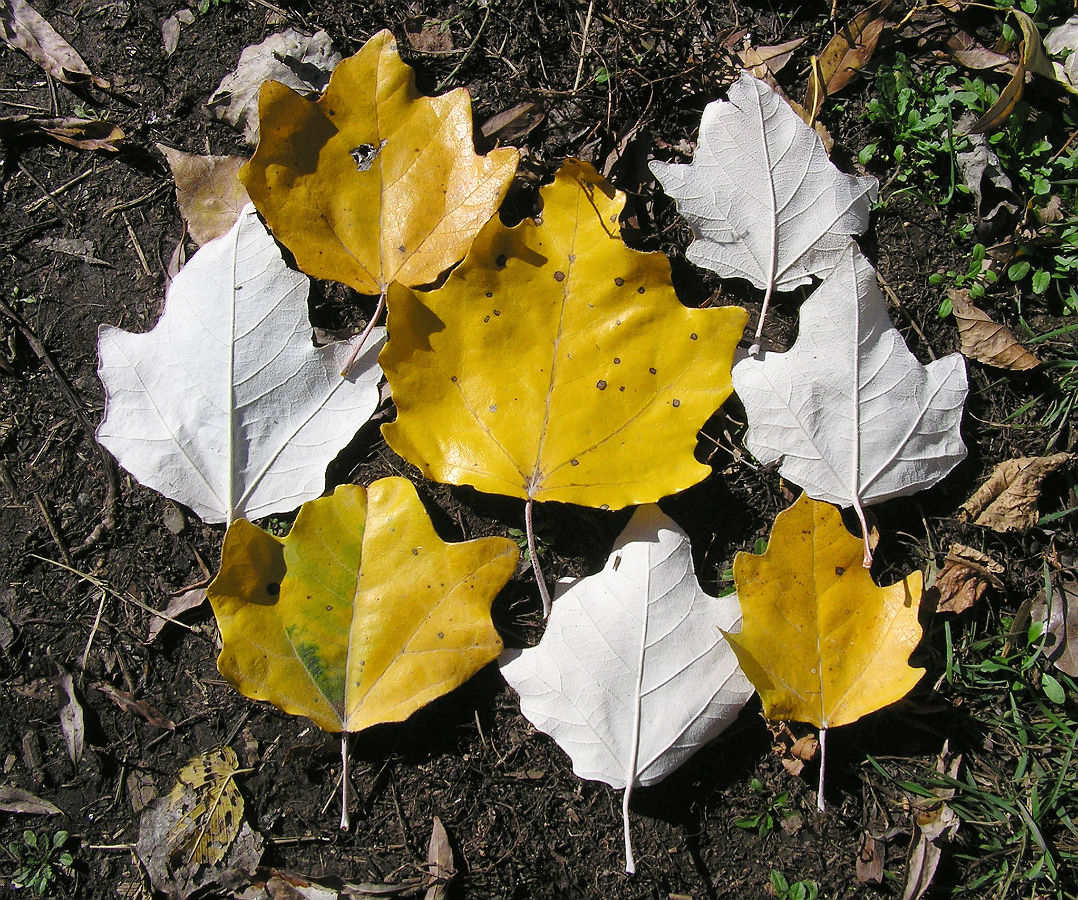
380;159;747;509
725;493;924;730
240;29;518;295
208;477;517;733
166;746;246;868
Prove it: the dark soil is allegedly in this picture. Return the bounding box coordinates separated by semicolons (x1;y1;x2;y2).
0;1;1074;899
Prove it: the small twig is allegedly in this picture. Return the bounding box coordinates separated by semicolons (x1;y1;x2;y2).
122;212;153;277
876;269;938;361
436;3;490;91
572;0;596;92
32;492;71;565
31;554;196;633
525;498;553;617
17;162;71;222
0;295;119;550
103;183;169;218
25;169;92;214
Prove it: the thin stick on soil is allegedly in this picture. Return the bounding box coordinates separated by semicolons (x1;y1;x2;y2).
340;732;351;831
340;291;386;377
817;727;827;813
525;498;553;616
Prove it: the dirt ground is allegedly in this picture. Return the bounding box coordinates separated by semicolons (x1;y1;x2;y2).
0;0;1075;898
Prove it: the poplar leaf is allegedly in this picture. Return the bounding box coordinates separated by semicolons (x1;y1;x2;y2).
726;494;924;731
381;159;748;510
97;204;385;525
500;506;753;874
649;72;877;349
241;29;519;296
732;247;967;561
208;477;517;733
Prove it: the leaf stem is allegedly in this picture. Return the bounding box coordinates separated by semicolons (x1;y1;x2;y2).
340;291;387;378
852;499;873;567
817;727;827;813
525;498;553;617
622;786;636;875
748;282;773;357
339;732;351;831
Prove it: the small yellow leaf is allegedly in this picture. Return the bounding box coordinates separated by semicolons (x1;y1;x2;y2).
380;159;747;509
726;494;924;729
166;746;245;868
208;477;517;733
240;29;518;295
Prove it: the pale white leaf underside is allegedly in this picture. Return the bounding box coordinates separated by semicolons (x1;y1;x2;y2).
97;204;385;524
649;72;878;346
732;247;968;546
500;506;752;873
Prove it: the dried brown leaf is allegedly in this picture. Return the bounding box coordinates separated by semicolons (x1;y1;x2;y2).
1033;572;1078;676
902;745;961;900
804;0;892;119
95;682;175;730
0;785;61;816
147;586;207;642
857;833;884;884
480;102;544;144
949;290;1039;370
0;115;124;151
934;543;1005;614
52;663;83;771
947;31;1012;70
157;145;250;246
737;37;807;78
424;817;454;900
958;453;1072;531
0;0;108;87
404;16;455;53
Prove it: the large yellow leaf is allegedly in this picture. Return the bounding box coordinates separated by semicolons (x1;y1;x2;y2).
207;477;517;733
240;29;519;295
726;493;924;730
380;159;748;509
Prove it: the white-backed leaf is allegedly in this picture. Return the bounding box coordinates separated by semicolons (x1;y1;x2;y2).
97;204;385;524
732;247;967;560
500;506;752;874
649;72;877;349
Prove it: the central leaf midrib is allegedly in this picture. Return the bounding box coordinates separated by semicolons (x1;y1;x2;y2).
528;193;579;496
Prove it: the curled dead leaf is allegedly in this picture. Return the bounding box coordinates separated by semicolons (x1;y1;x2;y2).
857;832;885;884
950;290;1038;370
737;37;806;79
804;0;892;120
0;115;124;152
933;543;1005;614
0;0;109;88
958;453;1072;531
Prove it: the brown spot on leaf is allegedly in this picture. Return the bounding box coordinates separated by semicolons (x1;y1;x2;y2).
596;380;607;390
554;270;565;282
649;367;657;374
672;399;681;407
615;277;625;286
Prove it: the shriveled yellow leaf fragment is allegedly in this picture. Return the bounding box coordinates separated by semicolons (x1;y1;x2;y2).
166;746;245;868
208;477;517;733
240;29;518;295
380;159;748;509
726;494;924;729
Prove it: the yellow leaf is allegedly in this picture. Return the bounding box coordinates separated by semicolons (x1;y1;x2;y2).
208;477;517;733
726;494;924;729
380;159;748;509
166;746;245;867
240;29;518;295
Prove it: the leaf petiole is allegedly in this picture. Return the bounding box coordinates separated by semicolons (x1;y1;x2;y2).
526;498;553;617
341;290;387;378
